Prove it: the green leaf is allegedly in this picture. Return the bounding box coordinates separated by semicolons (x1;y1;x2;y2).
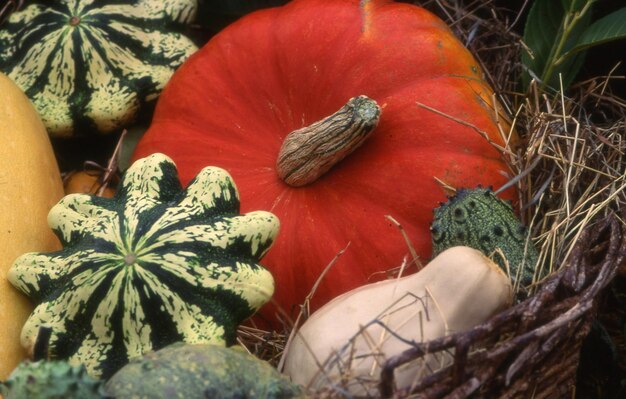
561;0;590;12
562;7;626;58
522;0;566;88
522;0;592;90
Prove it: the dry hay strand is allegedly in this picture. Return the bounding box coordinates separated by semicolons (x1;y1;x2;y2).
514;80;625;290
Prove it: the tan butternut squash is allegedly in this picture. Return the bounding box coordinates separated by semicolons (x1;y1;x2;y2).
0;73;63;379
282;246;513;395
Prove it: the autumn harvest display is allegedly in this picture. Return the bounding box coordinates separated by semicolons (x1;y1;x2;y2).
132;0;518;319
0;0;625;398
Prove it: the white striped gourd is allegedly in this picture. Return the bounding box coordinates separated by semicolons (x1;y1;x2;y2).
8;153;280;379
0;0;198;137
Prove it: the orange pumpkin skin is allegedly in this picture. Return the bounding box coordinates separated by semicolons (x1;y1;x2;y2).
133;0;516;321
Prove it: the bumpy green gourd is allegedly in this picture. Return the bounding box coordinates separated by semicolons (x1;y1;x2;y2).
8;153;279;379
0;360;105;399
0;0;198;137
105;343;304;399
430;187;538;287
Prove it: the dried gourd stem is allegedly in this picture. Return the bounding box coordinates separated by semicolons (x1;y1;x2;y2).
276;95;380;187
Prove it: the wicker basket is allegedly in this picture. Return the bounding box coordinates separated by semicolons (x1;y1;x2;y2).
378;214;625;398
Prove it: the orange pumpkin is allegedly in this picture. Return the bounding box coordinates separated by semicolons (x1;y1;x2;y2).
133;0;516;322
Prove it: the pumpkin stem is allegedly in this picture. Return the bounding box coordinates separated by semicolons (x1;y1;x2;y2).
276;95;381;187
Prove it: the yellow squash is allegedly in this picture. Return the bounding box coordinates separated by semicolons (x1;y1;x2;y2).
0;73;63;379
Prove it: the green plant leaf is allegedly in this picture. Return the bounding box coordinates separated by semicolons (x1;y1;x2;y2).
522;0;592;91
562;7;626;59
522;0;565;88
561;0;590;12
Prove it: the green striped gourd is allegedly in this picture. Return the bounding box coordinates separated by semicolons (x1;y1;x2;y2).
8;153;280;379
0;0;198;137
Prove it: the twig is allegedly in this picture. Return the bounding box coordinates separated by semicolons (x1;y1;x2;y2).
96;129;127;196
385;215;422;271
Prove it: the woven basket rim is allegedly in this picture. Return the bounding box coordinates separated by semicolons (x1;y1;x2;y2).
376;213;625;398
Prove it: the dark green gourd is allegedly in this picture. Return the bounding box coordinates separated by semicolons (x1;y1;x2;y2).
431;187;538;287
0;0;198;137
8;153;279;379
0;360;105;399
105;343;304;399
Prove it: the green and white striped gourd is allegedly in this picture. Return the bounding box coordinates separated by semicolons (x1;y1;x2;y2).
8;153;280;379
0;0;198;137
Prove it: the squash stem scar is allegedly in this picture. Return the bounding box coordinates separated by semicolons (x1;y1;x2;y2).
124;253;138;265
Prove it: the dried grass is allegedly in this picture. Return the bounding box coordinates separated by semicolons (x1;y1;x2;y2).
237;0;625;397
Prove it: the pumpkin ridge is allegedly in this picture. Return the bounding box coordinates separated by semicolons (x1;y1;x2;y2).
152;120;283;161
376;75;497;113
136;212;278;260
259;2;477;103
6;20;57;69
141;249;274;305
69;28;99;132
48;196;117;245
